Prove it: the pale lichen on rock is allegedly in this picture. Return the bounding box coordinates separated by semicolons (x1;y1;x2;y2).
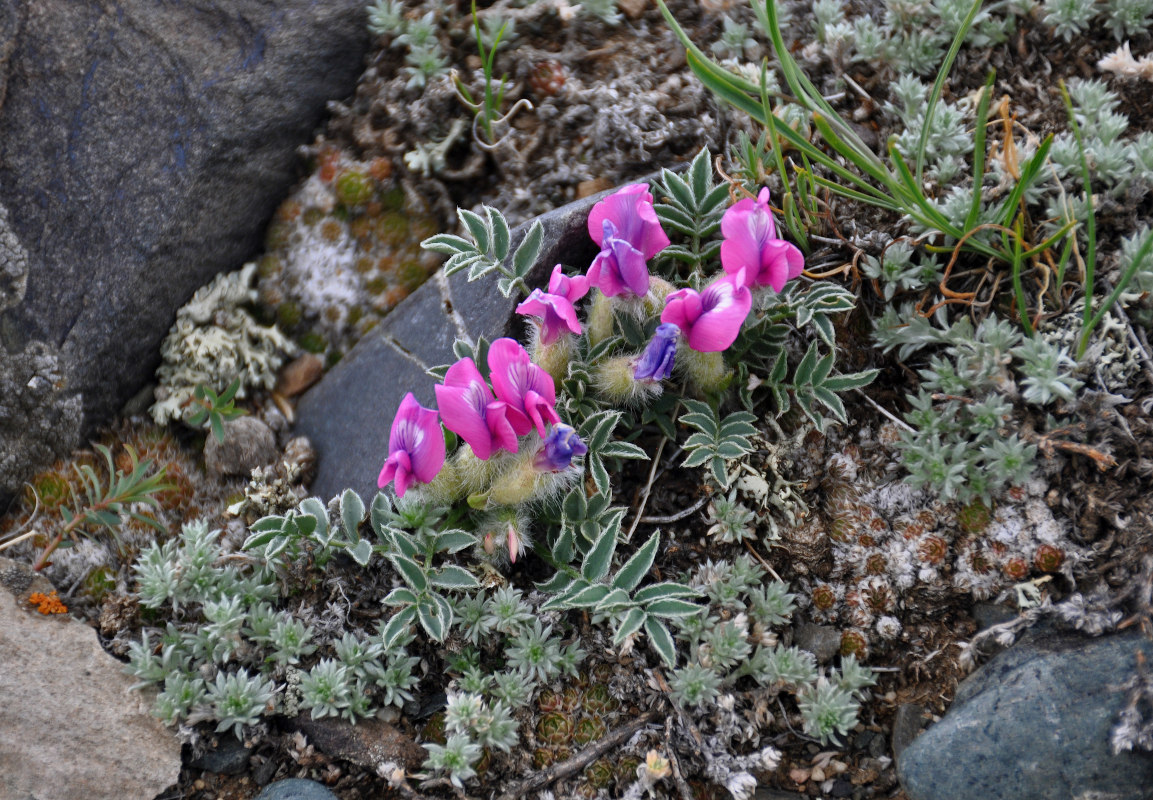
151;263;297;425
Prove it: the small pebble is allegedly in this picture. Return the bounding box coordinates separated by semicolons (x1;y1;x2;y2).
794;623;842;664
276;353;325;397
204;416;279;478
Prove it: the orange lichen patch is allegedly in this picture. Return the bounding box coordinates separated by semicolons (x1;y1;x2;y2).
28;590;68;615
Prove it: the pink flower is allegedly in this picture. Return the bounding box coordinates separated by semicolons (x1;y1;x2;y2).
378;393;446;497
661;271;752;352
515;265;590;344
586;184;670;298
546;263;590;302
588;184;670;259
434;358;518;460
488;338;561;436
720;188;805;292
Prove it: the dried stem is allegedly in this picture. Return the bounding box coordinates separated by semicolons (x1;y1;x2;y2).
494;711;660;800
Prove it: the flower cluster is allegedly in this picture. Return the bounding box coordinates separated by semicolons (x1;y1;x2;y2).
378;337;582;503
378;181;804;517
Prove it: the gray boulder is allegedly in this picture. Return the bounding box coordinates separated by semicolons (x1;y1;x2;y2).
0;0;370;500
897;628;1153;800
296;194;605;501
0;557;181;800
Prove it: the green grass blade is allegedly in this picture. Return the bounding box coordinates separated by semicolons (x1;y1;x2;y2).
917;0;984;182
965;70;996;232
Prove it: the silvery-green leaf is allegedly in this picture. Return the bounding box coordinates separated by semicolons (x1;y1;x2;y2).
340;489;365;542
645;616;677;668
612;531;659;593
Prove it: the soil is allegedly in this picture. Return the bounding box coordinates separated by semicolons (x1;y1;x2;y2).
5;0;1153;798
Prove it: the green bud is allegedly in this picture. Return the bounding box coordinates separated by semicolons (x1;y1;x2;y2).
586;291;615;347
594;355;661;405
682;349;732;396
533;332;575;385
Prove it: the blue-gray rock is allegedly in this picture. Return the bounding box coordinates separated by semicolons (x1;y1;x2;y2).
890;702;927;761
296;194;604;502
0;0;370;500
897;629;1153;800
253;778;338;800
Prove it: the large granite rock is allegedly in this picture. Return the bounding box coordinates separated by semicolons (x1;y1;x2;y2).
296;195;605;501
897;628;1153;800
0;557;181;800
0;0;370;500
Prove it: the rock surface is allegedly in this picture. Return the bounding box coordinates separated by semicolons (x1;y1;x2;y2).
297;193;605;501
0;0;370;501
253;779;338;800
0;557;181;800
897;628;1153;800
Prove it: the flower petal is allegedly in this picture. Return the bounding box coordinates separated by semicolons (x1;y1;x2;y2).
549;264;590;303
661;287;703;334
687;276;752;352
489;338;558;436
587;184;669;259
485;400;519;455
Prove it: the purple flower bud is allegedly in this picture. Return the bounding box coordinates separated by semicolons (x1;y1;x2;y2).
534;424;588;472
634;323;679;383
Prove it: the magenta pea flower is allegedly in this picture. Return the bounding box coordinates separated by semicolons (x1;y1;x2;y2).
488;338;562;436
720;188;805;292
586;184;670;298
515;265;590;344
378;393;446;498
661;271;753;352
434;358;518;460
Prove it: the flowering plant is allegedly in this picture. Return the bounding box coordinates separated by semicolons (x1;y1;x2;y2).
383;147;875;574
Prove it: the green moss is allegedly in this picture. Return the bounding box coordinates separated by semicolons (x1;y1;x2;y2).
409;215;441;242
957;500;991;534
334;169;375;208
276;301;303;330
84;567;117;602
397;259;429;292
380;187;406;211
365;276;389;296
257;254;282;278
26;469;72;511
347;306;365;326
583;759;614;789
375;212;409;246
298;331;328;354
301;207;325;227
265;220;294;250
